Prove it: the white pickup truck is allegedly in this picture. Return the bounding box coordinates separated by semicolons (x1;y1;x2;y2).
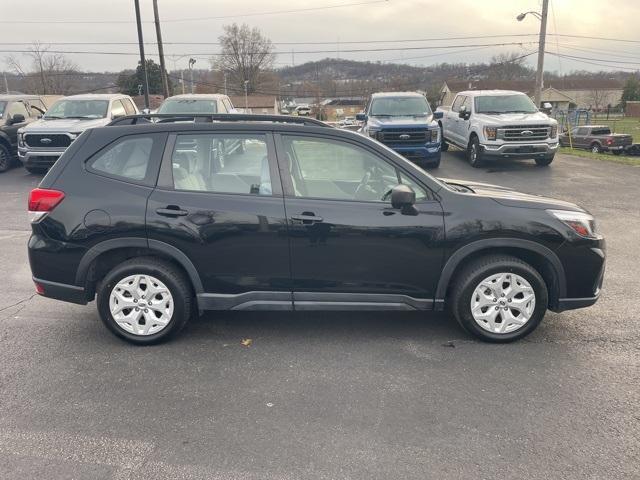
436;90;559;167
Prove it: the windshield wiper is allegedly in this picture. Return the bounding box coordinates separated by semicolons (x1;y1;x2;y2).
43;115;63;119
65;115;98;119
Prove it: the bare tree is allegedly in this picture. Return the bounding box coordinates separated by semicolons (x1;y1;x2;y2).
213;24;275;94
6;42;78;94
487;52;530;81
587;88;606;112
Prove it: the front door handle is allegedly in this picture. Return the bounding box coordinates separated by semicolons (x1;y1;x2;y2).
291;213;323;224
156;206;188;217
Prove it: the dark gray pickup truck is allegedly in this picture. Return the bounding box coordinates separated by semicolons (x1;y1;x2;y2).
559;125;633;155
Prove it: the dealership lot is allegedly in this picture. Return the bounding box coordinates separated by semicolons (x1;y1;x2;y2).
0;151;638;479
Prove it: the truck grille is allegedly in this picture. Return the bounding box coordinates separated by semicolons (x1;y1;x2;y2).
379;129;428;144
24;134;72;149
499;125;550;142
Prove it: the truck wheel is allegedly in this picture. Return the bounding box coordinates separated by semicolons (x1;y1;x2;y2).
0;144;11;173
440;125;449;151
96;257;193;345
591;143;602;154
535;155;554;166
450;254;548;343
467;136;484;167
612;150;622;156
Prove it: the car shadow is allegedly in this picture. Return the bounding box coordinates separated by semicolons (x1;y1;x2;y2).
445;148;553;173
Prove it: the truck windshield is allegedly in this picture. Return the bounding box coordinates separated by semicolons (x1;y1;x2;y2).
44;100;109;119
370;97;431;117
475;95;538;114
157;99;218;114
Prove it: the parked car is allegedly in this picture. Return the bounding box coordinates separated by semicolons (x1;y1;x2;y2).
559;125;633;154
156;93;237;115
18;94;138;173
436;90;559;167
295;105;312;116
357;92;442;168
28;113;605;345
0;95;47;172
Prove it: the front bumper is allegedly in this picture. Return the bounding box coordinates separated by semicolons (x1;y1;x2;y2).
18;147;66;168
551;243;605;312
480;141;559;159
386;142;441;164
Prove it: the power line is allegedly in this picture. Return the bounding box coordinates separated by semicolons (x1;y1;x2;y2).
0;41;539;58
545;52;640;71
0;0;390;24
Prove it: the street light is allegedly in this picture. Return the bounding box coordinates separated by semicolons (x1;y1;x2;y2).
188;58;196;94
516;1;549;108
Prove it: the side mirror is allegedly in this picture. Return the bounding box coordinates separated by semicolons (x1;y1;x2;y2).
355;113;367;122
434;111;443;120
458;106;469;119
391;184;416;210
542;102;552;110
9;113;25;125
141;108;151;115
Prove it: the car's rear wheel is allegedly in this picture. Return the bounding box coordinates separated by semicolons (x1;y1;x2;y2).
450;254;548;342
612;150;622;156
0;144;12;173
97;258;192;345
591;143;602;154
467;136;484;167
535;155;554;166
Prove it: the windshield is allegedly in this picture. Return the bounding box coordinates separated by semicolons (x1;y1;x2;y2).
370;96;432;116
158;99;218;114
44;99;109;119
475;95;538;114
0;102;5;117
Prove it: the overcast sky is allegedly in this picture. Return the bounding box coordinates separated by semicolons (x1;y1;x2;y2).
1;0;638;74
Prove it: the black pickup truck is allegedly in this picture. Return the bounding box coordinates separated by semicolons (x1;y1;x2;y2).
559;125;633;155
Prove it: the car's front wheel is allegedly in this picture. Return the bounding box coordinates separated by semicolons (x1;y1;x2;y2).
450;255;548;342
467;136;484;167
97;257;193;345
591;143;602;154
535;155;554;166
0;144;12;173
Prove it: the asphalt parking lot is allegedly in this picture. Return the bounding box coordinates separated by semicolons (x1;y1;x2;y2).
0;151;638;480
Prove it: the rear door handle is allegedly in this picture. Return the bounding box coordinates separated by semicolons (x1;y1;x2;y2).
156;206;188;217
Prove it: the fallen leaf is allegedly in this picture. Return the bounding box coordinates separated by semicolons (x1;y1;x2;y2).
241;338;253;347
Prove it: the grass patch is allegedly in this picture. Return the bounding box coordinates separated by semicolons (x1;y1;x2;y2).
559;147;640;166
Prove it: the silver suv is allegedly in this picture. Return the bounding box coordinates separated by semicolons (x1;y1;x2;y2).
18;94;138;173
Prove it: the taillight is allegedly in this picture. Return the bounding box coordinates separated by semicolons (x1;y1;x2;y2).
28;188;65;222
606;138;613;145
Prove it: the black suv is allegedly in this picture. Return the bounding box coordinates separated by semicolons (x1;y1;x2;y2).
28;114;605;344
0;95;47;172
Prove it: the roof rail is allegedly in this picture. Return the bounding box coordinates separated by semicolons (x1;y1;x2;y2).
107;113;331;128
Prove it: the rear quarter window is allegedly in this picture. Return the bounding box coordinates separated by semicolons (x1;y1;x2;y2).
86;133;166;186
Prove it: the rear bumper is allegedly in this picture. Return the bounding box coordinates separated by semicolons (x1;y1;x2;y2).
555;295;599;312
480;141;558;159
32;277;88;305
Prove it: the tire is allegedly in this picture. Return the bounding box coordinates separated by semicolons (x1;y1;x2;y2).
590;143;602;154
535;155;554;166
612;150;622;156
25;166;48;174
0;144;11;173
96;257;193;345
450;254;548;343
467;136;484;167
440;125;449;152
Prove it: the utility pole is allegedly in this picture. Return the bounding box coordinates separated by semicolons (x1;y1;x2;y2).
188;58;196;94
134;0;150;110
534;0;549;108
223;71;227;95
181;70;185;94
152;0;170;98
3;72;9;94
244;80;249;112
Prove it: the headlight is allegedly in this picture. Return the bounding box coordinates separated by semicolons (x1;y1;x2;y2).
550;125;558;138
68;132;82;140
18;132;25;147
430;128;439;143
548;209;598;239
368;129;380;140
484;126;497;141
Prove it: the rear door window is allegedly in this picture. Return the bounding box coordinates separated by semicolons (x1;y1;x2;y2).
111;100;126;118
87;133;165;185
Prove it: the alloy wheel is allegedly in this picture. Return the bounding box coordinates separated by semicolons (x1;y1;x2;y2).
470;272;536;334
109;274;174;336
